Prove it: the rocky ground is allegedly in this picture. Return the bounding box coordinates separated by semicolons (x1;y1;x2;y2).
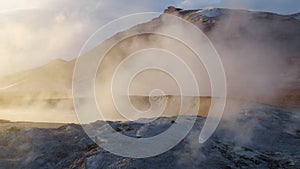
0;103;299;169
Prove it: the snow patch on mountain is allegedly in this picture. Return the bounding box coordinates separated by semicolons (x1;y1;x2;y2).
194;8;222;18
291;13;300;20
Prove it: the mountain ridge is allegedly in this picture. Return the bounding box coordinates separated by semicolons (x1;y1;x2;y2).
0;7;299;122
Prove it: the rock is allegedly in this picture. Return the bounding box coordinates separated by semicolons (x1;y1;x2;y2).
0;104;299;168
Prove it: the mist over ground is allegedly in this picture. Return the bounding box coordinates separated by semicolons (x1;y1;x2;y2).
0;7;299;123
0;4;299;168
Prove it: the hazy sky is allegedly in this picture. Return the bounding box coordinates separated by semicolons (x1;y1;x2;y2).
0;0;299;77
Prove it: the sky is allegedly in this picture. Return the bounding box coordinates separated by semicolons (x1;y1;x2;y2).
0;0;299;77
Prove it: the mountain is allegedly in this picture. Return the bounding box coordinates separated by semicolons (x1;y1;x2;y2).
0;58;74;97
0;7;299;122
0;59;76;122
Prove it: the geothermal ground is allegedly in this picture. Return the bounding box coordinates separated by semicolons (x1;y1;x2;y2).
0;104;299;168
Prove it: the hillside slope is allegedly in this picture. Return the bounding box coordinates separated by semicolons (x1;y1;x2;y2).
0;7;299;122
